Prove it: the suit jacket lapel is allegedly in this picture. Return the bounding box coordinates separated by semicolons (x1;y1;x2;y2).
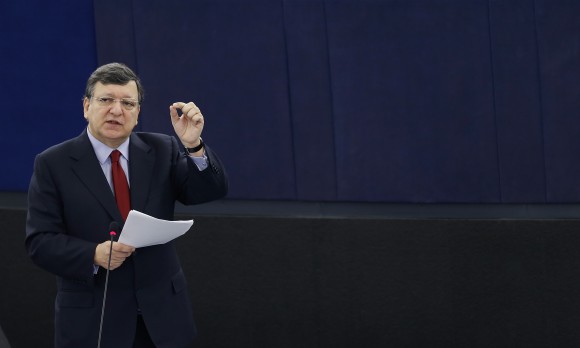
70;130;123;222
128;133;154;213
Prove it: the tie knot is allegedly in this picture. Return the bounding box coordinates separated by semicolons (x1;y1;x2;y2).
110;150;122;163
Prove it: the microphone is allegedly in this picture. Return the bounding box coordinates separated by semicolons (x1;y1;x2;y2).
97;222;119;348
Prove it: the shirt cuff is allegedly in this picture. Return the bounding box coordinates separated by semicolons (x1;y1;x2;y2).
189;151;208;171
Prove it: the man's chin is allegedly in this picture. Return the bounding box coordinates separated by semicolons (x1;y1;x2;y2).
103;126;128;136
98;129;130;146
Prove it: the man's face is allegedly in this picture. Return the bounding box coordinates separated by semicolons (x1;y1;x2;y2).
83;81;140;148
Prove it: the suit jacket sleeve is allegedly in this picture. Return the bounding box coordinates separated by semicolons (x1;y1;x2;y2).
25;152;98;280
172;137;229;205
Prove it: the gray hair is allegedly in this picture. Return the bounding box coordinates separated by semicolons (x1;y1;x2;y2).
84;62;144;103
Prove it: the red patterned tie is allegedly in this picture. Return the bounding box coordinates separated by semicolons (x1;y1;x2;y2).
110;150;131;221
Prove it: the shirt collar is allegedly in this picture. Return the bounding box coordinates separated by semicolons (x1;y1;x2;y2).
87;127;130;164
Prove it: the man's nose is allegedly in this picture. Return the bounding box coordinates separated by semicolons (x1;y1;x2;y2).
109;100;124;115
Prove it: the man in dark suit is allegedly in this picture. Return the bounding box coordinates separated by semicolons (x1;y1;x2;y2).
25;63;228;347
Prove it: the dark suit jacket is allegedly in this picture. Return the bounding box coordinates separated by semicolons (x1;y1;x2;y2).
25;130;228;348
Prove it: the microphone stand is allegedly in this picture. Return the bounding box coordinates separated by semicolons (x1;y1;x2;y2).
97;229;117;348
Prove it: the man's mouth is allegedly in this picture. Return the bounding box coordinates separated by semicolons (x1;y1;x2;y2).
106;120;123;126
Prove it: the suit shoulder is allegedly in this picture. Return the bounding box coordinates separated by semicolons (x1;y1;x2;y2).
36;135;85;160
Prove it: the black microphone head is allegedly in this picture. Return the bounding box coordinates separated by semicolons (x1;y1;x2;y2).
109;221;119;233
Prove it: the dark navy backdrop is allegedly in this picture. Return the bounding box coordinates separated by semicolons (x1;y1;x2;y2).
1;1;96;191
2;0;579;203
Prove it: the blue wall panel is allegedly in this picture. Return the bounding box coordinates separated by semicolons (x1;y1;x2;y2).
284;2;337;201
488;0;546;202
3;0;580;203
326;1;500;202
535;0;580;202
0;0;97;191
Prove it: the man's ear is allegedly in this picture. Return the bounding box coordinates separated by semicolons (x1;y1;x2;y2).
83;97;90;119
134;105;141;125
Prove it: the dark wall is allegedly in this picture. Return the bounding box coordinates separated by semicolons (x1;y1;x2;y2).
3;208;580;348
93;0;580;203
2;1;580;203
0;1;97;191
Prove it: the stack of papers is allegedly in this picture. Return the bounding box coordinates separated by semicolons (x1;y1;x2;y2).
117;210;194;248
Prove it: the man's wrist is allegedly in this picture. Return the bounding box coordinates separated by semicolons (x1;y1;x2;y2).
184;138;204;155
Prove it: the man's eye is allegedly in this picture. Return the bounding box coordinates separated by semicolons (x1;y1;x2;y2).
122;100;136;108
99;97;114;104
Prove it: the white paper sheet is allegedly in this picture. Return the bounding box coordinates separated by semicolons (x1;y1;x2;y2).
117;210;194;248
